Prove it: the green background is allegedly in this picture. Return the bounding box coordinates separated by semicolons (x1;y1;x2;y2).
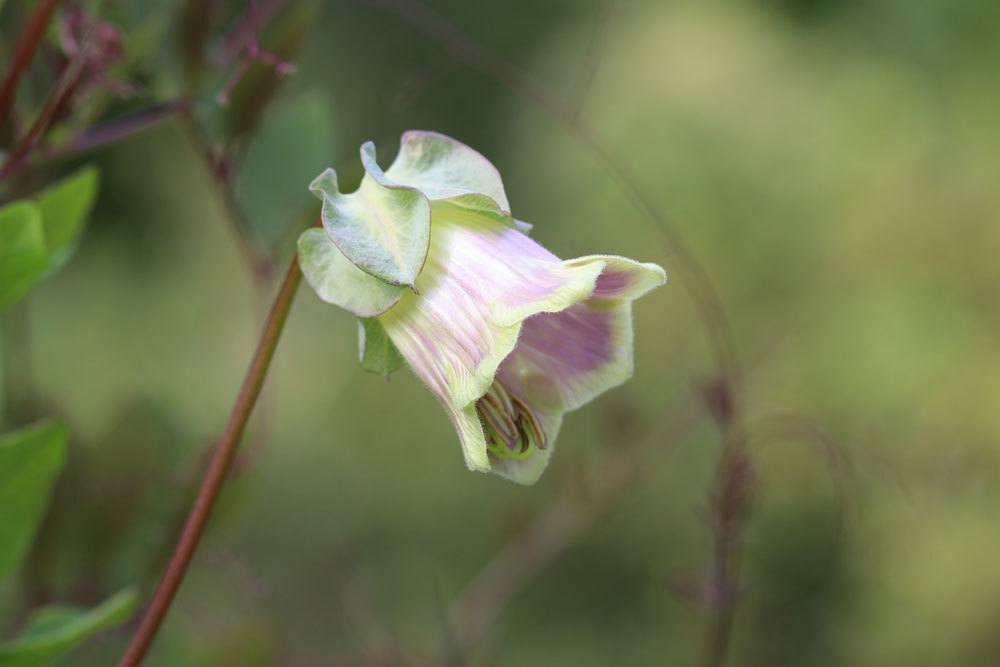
2;0;1000;664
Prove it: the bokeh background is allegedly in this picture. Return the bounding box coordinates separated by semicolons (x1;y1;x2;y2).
3;0;1000;664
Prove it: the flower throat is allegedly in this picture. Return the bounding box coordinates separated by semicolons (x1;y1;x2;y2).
475;380;547;460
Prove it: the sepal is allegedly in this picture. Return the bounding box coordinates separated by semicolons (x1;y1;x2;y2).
297;228;405;317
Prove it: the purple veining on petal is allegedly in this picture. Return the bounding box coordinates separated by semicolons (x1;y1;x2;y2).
593;270;636;298
428;221;570;309
509;304;616;377
486;225;558;262
380;214;598;409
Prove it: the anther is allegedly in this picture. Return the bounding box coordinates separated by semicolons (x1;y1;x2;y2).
509;392;547;450
476;397;518;449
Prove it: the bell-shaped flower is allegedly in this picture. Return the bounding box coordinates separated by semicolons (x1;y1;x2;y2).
298;131;665;484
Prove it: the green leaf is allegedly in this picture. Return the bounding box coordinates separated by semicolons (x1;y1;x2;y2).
0;422;67;580
0;202;47;313
34;166;99;271
0;589;137;667
385;130;511;217
236;91;332;244
297;228;404;317
310;142;431;287
15;608;81;641
358;318;406;376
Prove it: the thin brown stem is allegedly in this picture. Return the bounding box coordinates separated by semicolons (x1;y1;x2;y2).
0;7;99;180
177;109;271;280
215;0;297;106
0;77;78;179
702;439;752;667
0;0;60;130
118;254;302;667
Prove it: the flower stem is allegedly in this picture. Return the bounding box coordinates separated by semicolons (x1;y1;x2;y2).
0;0;59;131
702;438;753;667
118;254;302;667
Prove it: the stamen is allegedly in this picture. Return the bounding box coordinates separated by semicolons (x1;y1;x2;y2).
478;379;548;460
476;398;518;449
484;381;516;418
510;393;547;450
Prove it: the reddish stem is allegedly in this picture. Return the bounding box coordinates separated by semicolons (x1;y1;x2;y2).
118;254;302;667
0;73;79;179
0;0;60;130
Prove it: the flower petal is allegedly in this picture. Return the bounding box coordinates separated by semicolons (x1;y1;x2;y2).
384;130;511;216
378;211;605;472
576;255;667;301
486;411;563;484
497;257;666;416
484;259;663;483
451;404;492;473
309;141;431;287
297;228;405;317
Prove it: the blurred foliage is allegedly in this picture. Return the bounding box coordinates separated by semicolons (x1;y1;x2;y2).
0;203;45;312
0;422;65;580
0;168;97;311
2;0;1000;665
235;90;329;245
0;589;136;667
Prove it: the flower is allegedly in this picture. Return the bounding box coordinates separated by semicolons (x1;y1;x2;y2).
298;131;665;484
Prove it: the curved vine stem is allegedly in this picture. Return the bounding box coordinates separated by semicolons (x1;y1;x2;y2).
118;253;302;667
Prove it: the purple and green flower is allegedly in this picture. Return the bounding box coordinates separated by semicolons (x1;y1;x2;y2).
298;131;665;484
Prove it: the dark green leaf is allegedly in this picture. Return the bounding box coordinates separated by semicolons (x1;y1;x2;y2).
358;318;406;377
0;202;47;312
0;589;137;667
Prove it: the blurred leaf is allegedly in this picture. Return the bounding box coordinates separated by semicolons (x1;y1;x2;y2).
34;166;99;271
108;0;175;58
236;91;332;243
224;0;320;143
0;588;137;667
14;608;80;641
0;422;67;580
358;317;406;376
27;401;187;600
0;202;46;313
